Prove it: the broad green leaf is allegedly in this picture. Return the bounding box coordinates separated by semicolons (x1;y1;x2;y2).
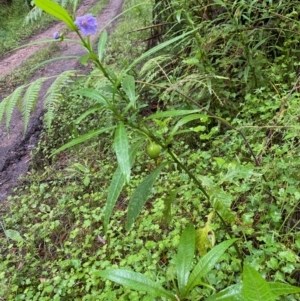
83;176;90;186
169;113;208;138
94;269;176;300
122;75;136;102
74;89;109;106
205;284;243;301
126;164;166;231
143;296;156;301
269;282;300;297
242;265;275;301
114;122;131;183
51;126;115;156
5;229;24;242
104;140;143;234
176;224;195;294
211;197;236;224
98;30;108;62
221;163;259;184
183;239;237;296
146;110;200;120
35;0;76;30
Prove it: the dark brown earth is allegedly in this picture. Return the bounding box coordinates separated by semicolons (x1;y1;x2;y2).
0;0;124;201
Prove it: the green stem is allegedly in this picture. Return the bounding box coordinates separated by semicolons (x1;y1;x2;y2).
136;80;277;203
167;148;209;199
74;30;115;85
73;29;244;267
167;147;244;269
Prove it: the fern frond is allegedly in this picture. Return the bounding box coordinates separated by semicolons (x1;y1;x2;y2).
24;7;43;25
5;86;25;132
60;0;69;8
24;0;72;25
44;70;76;129
0;85;25;133
0;99;8;123
22;78;45;134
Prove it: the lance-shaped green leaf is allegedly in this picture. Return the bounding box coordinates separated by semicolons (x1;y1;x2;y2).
176;224;195;294
242;265;275;301
74;88;110;106
269;282;300;297
146;109;200;119
98;30;108;62
104;140;143;234
126;163;166;231
79;53;91;66
35;0;76;30
169;114;209;137
51;126;115;156
183;239;238;297
94;269;176;300
114;122;131;183
122;75;136;103
205;284;243;301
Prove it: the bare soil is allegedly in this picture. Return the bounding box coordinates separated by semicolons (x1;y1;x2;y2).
0;0;124;200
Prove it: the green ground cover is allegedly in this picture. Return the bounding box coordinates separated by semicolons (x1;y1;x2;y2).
1;0;300;300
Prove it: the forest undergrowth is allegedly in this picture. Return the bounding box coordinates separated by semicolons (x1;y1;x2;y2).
1;0;300;300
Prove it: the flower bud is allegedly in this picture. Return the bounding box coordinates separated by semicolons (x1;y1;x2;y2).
53;32;60;40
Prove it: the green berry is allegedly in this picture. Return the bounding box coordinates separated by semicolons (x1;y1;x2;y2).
146;142;161;159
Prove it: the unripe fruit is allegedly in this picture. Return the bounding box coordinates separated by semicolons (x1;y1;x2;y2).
146;142;161;159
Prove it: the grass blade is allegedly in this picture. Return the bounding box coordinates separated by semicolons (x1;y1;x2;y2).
98;30;108;62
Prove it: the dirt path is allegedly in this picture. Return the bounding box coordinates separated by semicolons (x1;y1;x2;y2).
0;0;124;201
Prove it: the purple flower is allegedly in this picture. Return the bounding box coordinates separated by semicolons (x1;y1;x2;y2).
53;32;60;40
75;14;97;36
